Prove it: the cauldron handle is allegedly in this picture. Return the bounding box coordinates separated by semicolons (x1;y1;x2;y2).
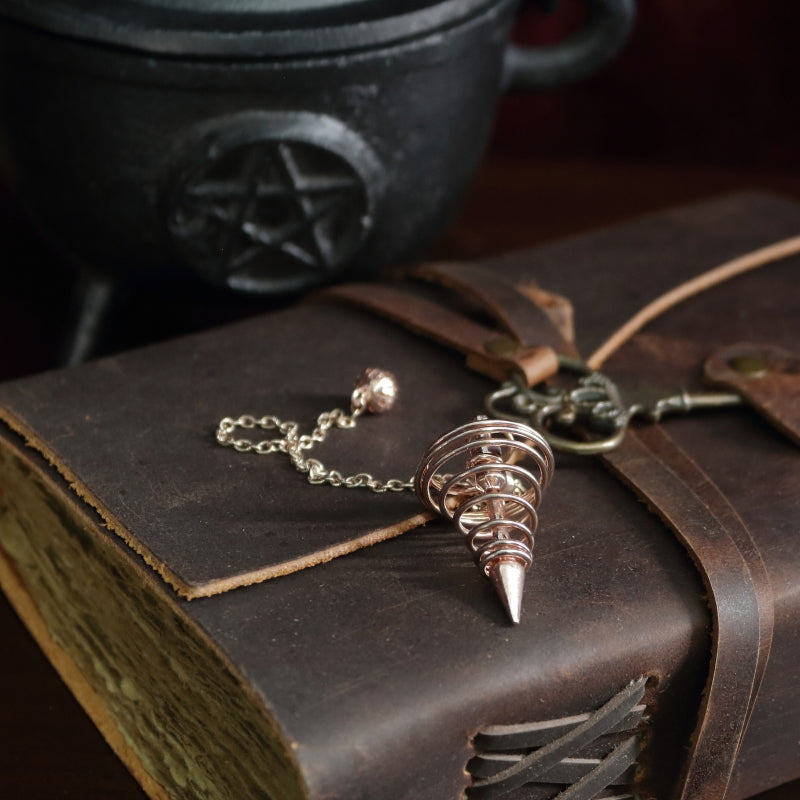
503;0;636;90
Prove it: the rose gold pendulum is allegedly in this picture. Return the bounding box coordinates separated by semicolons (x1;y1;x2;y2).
218;368;554;624
413;417;554;623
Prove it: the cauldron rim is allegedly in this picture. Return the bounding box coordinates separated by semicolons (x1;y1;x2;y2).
0;0;504;58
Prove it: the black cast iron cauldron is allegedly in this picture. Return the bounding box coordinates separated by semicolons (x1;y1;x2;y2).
0;0;634;354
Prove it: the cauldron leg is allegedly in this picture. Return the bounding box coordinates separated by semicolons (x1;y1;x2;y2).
59;270;120;366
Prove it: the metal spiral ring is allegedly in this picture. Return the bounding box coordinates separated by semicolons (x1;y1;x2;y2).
414;418;554;579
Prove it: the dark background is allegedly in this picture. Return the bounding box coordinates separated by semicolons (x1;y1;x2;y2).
503;0;800;170
2;1;800;797
441;0;800;252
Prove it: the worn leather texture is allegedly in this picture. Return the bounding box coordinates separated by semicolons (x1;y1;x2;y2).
704;343;800;445
322;281;559;386
603;427;771;800
0;192;798;800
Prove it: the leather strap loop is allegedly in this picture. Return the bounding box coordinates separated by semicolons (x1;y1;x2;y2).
320;274;565;386
704;342;800;446
405;261;577;351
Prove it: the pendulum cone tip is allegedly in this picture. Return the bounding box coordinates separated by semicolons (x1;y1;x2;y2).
488;559;526;624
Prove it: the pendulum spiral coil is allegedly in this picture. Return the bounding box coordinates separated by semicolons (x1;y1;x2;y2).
414;418;554;620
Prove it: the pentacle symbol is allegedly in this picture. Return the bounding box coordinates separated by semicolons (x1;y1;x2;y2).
168;118;377;294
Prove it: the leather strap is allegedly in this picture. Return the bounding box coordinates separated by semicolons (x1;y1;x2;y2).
321;281;562;386
405;261;578;351
602;427;773;800
704;342;800;446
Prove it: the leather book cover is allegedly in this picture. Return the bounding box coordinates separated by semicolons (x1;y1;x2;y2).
0;192;798;800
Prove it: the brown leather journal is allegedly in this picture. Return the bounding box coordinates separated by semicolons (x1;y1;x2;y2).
0;192;798;800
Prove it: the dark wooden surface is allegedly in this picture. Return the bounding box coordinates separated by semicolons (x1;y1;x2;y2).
1;155;800;799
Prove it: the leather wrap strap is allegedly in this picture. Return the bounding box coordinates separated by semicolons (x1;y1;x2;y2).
405;261;577;351
603;427;773;800
322;272;565;386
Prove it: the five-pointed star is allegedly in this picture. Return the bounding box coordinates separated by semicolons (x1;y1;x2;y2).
175;140;364;273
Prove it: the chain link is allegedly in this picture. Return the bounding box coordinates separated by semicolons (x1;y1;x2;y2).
216;404;414;493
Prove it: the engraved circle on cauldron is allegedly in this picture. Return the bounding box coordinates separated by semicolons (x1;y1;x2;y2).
166;112;383;294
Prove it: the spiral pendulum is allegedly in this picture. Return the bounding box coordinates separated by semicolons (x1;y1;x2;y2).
414;417;555;623
219;370;555;624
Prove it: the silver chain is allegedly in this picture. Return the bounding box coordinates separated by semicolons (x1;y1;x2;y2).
216;389;414;493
